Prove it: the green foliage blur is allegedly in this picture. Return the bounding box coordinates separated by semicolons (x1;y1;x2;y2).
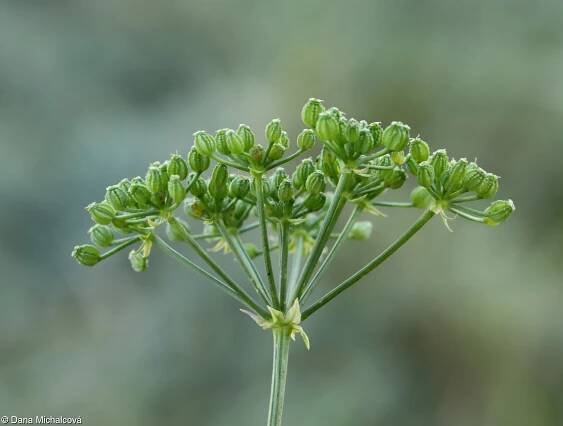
1;1;562;425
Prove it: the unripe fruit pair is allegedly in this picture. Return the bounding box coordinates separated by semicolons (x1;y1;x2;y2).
229;176;251;199
292;159;316;189
86;201;116;225
194;131;216;156
168;175;186;205
89;224;114;247
72;244;101;266
105;185;130;210
297;129;316;151
301;98;325;128
167;154;189;180
188;147;211;173
484;199;515;226
382;121;410;151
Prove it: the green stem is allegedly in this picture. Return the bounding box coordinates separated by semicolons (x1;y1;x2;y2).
278;220;290;311
301;205;363;302
292;171;351;302
267;149;305;170
155;236;268;318
211;154;249;172
452;194;479;203
267;327;291;426
254;174;280;308
100;236;141;259
116;210;160;220
287;235;304;298
448;206;485;223
359;148;390;164
450;204;485;217
215;221;272;306
372;201;414;208
354;183;385;197
302;209;435;320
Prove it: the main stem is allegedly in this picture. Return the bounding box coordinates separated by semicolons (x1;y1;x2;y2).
267;327;291;426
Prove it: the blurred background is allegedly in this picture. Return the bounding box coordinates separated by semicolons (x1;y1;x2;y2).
1;0;562;425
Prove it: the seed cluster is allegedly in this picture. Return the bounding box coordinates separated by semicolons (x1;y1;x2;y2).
72;98;514;320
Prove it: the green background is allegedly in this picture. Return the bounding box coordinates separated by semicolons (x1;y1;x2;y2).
1;1;562;425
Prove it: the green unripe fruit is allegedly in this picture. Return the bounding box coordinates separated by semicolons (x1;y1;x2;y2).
117;178;131;194
297;129;316;151
188;147;210;173
484;199;515;226
88;224;114;247
348;221;373;240
231;200;248;220
105;185;130;210
384;168;407;189
292;158;316;189
168;175;186;204
417;161;435;188
190;177;207;198
236;124;255;151
208;164;229;200
128;250;147;272
344;119;361;143
368;122;383;146
315;111;340;141
382;121;410;151
265;118;282;143
375;154;393;181
305;171;325;194
271;168;288;190
463;163;486;191
410;186;434;208
145;166;163;194
476;173;499;199
166;217;190;241
358;129;374;154
409;137;430;163
229;176;251;199
72;244;101;266
249;144;265;165
215;129;230;155
159;162;170;189
444;158;468;194
86;201;116;225
167;154;189;180
193;131;216;156
278;131;290;149
405;155;419;175
430;149;449;180
301;98;325;128
225;129;245;155
326;106;343;121
320;148;340;180
268;143;286;161
304;193;326;212
277;179;293;203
